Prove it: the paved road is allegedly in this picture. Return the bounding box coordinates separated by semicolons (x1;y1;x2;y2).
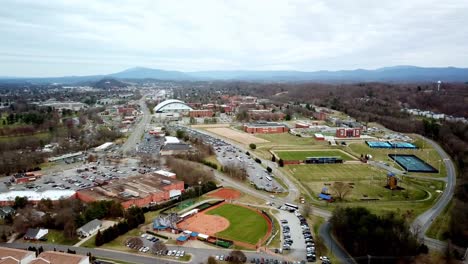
319;222;355;264
121;97;151;155
1;242;291;264
411;135;457;251
2;242;184;264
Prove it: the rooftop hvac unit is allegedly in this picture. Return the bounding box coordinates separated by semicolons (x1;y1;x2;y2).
162;179;171;185
123;189;139;197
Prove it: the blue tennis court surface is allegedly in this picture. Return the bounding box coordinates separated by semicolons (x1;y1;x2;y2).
366;141;417;149
366;141;392;148
388;154;438;173
389;142;417;149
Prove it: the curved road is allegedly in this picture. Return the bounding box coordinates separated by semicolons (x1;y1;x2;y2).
411;135;456;248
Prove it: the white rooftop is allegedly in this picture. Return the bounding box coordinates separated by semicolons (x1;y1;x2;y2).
0;190;76;202
165;136;180;144
95;142;114;151
154;170;176;177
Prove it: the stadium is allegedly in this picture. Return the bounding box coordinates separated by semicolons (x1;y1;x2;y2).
153;99;193;113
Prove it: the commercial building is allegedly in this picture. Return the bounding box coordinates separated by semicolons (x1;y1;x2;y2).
94;142;113;152
76;174;184;209
243;122;289;134
11;172;42;184
189;110;214;118
335;128;362;138
48;152;84;162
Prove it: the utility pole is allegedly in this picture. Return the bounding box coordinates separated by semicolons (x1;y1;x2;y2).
368;255;371;264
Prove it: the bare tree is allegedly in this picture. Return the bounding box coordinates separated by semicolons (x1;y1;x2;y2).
229;250;246;264
207;256;218;264
151;241;167;254
301;203;312;218
125;237;143;250
330;182;352;201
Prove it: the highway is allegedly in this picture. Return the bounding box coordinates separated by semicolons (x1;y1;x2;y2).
120;97;152;155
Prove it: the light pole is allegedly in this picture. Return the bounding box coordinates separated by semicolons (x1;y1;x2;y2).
198;180;202;198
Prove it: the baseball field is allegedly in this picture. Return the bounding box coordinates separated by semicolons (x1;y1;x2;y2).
206;203;270;245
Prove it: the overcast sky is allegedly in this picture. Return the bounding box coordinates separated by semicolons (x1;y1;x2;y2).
1;0;467;77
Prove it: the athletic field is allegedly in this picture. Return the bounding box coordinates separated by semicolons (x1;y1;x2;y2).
275;149;355;161
206;203;270;245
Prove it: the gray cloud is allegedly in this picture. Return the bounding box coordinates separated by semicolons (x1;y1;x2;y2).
0;0;467;76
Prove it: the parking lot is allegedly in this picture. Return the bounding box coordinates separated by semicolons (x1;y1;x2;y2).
137;133;163;155
0;162;159;193
169;125;284;193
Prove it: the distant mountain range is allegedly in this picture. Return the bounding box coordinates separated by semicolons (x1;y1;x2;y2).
1;66;467;84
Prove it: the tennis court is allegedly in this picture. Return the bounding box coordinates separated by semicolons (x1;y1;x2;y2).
389;142;417;149
388;154;438;173
367;141;417;149
366;141;393;148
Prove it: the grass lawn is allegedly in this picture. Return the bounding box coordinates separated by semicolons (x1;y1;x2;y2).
426;200;452;241
206;204;269;244
267;208;281;248
81;234;97;248
275;149;355;161
256;133;317;145
100;228;142;251
46;229;79;245
287;163;381;181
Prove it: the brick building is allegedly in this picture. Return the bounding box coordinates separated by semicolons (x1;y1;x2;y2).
313;111;328;121
335;128;362;138
243;122;289;134
76;174;184;209
189;110;214;118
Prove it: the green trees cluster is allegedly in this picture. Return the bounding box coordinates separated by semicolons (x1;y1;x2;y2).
330;207;427;263
76;200;123;227
95;206;145;246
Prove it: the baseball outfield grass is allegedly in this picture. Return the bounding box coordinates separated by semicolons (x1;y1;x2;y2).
206;204;269;245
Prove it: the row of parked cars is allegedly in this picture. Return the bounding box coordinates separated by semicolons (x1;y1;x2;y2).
281;219;293;250
214;254;245;262
294;211;331;264
250;258;298;264
126;242;150;253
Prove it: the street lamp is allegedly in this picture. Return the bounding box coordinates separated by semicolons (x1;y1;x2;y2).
198;180;202;198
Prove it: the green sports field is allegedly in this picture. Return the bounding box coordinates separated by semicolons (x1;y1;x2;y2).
275;149;355;161
206;204;269;244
